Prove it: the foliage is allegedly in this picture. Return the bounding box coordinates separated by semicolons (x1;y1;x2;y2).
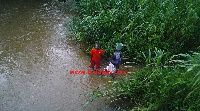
85;51;200;110
68;0;200;61
65;0;200;110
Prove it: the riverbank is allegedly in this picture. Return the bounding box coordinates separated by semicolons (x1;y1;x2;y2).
64;0;200;110
0;0;118;110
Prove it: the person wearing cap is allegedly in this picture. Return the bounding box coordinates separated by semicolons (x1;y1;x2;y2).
114;43;123;70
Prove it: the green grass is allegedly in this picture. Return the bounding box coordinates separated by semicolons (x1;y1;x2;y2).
85;51;200;110
60;0;200;110
67;0;200;61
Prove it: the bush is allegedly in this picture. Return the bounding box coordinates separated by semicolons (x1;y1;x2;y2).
68;0;200;62
85;51;200;110
66;0;200;110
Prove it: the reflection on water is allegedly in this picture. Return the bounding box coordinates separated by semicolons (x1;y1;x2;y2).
0;0;116;111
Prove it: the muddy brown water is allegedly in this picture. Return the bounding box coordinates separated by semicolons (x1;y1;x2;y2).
0;0;137;111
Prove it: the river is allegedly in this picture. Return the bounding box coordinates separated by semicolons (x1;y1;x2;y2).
0;0;118;110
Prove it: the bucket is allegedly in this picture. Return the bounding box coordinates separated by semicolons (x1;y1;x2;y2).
116;43;123;50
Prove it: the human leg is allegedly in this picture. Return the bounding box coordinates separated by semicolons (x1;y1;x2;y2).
89;60;95;71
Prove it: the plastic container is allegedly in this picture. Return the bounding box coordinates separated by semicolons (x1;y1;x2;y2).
116;43;123;50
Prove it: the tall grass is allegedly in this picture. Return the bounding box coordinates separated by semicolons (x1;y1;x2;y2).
63;0;200;110
85;51;200;110
68;0;200;61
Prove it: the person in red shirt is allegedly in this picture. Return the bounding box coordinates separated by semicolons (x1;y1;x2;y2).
89;44;104;71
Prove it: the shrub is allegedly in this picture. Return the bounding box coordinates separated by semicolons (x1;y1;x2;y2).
68;0;200;62
85;51;200;110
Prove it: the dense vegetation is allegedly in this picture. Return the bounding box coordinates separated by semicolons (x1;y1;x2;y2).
64;0;200;110
68;0;200;61
86;50;200;110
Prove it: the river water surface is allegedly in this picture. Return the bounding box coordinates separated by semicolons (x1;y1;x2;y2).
0;0;117;110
